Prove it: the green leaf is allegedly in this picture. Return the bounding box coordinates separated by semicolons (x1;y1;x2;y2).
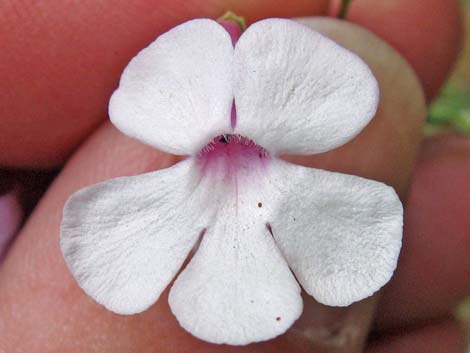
428;86;470;135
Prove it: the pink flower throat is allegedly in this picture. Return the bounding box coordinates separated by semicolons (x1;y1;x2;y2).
197;134;270;180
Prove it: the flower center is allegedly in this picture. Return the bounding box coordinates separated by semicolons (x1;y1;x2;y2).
197;134;270;180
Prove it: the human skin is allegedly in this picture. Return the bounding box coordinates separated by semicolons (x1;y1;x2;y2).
377;134;470;330
329;0;463;101
0;189;23;261
0;0;327;168
365;135;470;353
0;0;462;168
0;0;467;352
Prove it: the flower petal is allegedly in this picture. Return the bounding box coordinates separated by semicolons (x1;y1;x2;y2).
60;159;214;314
233;18;379;155
168;174;302;345
109;19;233;155
269;159;403;306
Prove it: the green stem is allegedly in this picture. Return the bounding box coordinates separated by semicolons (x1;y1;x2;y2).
338;0;352;19
217;11;246;31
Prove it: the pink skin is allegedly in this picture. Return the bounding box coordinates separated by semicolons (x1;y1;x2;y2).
0;0;329;168
329;0;462;101
377;134;470;329
0;189;23;261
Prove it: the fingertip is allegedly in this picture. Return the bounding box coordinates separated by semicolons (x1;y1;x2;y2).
377;134;470;329
329;0;463;101
0;0;328;168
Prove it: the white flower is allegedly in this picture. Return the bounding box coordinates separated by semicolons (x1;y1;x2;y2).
60;18;403;345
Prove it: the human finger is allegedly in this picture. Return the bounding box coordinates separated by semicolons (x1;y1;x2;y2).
376;134;470;329
0;0;328;168
330;0;463;100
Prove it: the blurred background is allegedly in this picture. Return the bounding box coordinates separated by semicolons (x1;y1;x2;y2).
438;0;470;346
428;0;470;136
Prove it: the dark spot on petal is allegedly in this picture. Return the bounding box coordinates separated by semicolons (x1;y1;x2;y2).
293;217;296;221
276;317;281;321
258;202;262;208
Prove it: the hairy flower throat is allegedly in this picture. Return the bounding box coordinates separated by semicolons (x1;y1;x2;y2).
198;134;270;181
